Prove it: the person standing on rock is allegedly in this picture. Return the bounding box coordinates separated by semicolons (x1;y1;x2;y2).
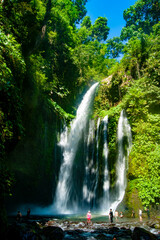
27;208;31;218
115;210;118;222
87;210;92;225
139;209;142;222
16;210;22;222
109;209;113;223
131;210;135;218
146;208;150;220
120;211;124;218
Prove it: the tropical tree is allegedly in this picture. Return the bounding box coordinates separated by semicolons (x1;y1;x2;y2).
92;17;110;42
81;15;92;28
106;37;124;58
121;0;160;40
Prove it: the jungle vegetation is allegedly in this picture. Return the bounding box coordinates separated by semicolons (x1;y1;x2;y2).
0;0;160;232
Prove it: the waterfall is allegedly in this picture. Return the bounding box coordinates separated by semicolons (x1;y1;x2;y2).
53;103;131;214
82;119;95;207
54;83;99;213
101;115;109;210
110;110;132;211
93;117;101;207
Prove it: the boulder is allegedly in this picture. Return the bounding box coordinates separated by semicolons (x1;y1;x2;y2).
148;220;160;230
65;230;86;240
132;227;157;240
96;233;113;240
41;226;64;240
7;223;23;240
7;223;42;240
107;227;120;234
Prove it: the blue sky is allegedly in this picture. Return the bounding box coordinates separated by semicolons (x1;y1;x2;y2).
86;0;137;39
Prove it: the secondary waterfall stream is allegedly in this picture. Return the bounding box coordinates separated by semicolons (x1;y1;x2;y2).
110;110;132;211
54;83;132;214
116;110;132;199
101;115;109;211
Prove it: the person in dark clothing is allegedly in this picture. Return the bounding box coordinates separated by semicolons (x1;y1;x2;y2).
27;208;31;218
109;209;113;223
131;210;135;218
146;208;150;219
16;211;22;222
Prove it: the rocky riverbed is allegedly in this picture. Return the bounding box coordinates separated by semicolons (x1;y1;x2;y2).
7;216;160;240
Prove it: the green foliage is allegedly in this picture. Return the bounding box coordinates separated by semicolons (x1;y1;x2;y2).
0;31;25;79
122;77;160;207
117;61;160;207
81;16;92;29
73;0;87;23
73;40;110;83
137;146;160;206
93;3;160;208
121;0;160;40
106;37;124;58
30;0;46;21
1;0;40;54
93;82;111;117
92;17;110;42
96;73;160;208
120;24;142;41
0;31;25;153
52;0;87;25
77;25;91;43
145;22;160;83
48;99;74;121
122;33;150;79
0;30;26;213
0;167;14;199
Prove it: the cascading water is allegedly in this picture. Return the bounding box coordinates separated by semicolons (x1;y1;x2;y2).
101;115;110;211
53;86;132;214
83;119;95;207
93;117;101;208
54;83;99;213
110;110;132;211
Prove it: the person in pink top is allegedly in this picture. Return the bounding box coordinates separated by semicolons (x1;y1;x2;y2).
87;210;92;225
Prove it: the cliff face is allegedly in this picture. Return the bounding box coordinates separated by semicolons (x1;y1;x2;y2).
6;91;62;209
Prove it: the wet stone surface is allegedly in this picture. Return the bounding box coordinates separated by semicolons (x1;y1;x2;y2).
7;216;160;240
